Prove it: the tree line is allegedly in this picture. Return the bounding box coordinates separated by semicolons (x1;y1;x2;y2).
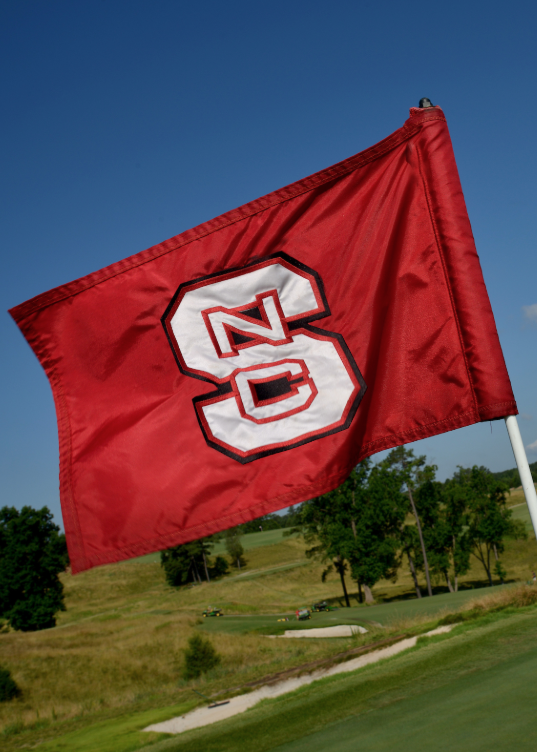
491;459;537;490
1;450;530;631
291;446;527;605
160;508;301;586
161;527;245;586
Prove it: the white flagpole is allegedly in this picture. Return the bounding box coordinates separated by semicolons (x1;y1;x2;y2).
504;415;537;537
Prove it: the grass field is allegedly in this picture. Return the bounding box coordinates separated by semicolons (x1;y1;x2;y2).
134;604;537;752
2;512;537;751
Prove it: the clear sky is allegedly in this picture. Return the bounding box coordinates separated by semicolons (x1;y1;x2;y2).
2;1;536;528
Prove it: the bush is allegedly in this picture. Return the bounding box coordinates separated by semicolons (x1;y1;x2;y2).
0;666;20;702
182;634;221;680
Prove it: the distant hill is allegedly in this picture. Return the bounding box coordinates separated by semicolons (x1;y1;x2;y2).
491;460;537;487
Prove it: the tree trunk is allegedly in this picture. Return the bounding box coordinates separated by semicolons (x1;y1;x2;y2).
350;520;363;605
493;544;504;585
482;551;492;586
452;535;459;591
363;585;375;604
408;487;433;597
336;557;350;607
472;544;493;586
407;552;422;598
485;546;493;586
237;557;241;571
192;558;202;584
444;571;454;593
202;551;210;582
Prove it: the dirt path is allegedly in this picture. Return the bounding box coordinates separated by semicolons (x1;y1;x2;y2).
144;626;453;736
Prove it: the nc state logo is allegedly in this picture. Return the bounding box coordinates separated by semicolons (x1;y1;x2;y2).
162;253;366;463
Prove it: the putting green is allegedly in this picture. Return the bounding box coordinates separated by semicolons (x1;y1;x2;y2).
200;587;501;634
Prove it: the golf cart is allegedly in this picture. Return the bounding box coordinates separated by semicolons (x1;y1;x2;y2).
203;606;224;617
311;601;336;612
295;608;311;621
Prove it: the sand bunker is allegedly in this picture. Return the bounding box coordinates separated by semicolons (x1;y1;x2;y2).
144;625;452;736
273;624;368;638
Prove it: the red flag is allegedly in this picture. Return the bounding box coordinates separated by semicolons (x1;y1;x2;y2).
9;106;516;573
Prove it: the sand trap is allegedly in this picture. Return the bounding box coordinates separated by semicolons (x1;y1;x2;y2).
144;625;452;736
273;625;368;638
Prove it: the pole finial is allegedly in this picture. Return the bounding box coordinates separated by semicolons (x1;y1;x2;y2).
419;98;434;108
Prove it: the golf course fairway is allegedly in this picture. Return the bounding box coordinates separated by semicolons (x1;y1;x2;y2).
272;635;537;751
147;607;537;752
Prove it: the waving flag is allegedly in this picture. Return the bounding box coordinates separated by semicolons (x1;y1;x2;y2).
9;106;516;573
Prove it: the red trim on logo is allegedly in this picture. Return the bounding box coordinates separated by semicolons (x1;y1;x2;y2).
201;290;293;358
163;257;325;381
228;359;318;425
195;331;360;452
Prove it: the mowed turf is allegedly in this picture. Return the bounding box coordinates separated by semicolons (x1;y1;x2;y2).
274;637;537;751
143;607;537;752
200;587;504;634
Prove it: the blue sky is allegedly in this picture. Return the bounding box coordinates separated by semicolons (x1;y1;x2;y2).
2;1;536;528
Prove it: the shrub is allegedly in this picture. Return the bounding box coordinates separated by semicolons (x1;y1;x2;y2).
182;634;221;680
0;666;20;702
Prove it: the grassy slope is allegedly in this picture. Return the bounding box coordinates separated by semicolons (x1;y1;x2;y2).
2;518;537;749
136;529;294;564
506;483;537;508
137;607;537;752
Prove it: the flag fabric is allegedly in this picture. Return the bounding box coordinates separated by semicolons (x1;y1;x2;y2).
9;106;517;574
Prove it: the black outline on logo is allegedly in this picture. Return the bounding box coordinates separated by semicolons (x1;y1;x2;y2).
161;252;367;463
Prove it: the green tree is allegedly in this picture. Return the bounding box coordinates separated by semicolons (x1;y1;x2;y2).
436;476;472;591
454;466;526;585
182;634;221;680
399;523;424;598
413;477;451;592
0;506;68;631
345;462;406;603
295;461;405;605
161;536;227;586
280;505;302;528
225;527;246;569
296;490;353;606
382;447;436;596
